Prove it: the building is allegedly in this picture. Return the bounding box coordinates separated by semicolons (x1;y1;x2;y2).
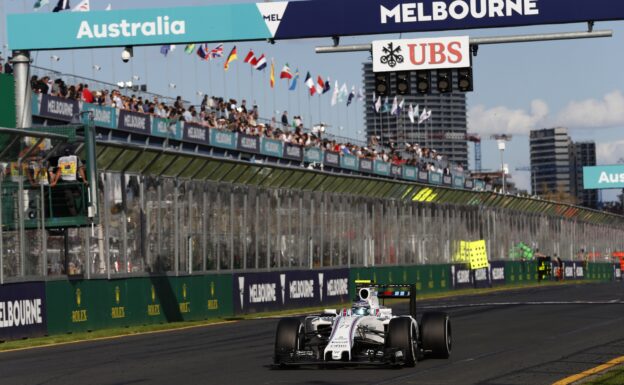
571;141;598;208
530;127;572;197
362;62;469;166
529;127;597;208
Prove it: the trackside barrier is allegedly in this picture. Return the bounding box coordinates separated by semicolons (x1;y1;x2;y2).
44;275;232;335
0;263;618;341
233;269;350;315
0;282;47;341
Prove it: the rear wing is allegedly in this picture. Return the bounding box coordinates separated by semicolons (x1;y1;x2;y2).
354;280;417;318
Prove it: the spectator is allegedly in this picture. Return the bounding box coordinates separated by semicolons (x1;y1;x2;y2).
4;57;13;74
281;111;289;129
82;83;94;103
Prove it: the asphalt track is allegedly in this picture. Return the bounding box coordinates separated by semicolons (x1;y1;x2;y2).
1;282;623;385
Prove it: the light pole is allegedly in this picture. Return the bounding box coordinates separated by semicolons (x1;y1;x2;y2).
491;134;513;194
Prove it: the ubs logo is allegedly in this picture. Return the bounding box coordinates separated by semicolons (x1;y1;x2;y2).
380;42;404;68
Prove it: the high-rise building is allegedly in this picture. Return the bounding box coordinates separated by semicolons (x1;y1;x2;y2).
530;128;598;208
362;62;469;166
571;141;598;208
529;127;572;196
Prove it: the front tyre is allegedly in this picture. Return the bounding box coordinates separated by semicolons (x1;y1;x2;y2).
385;317;417;367
274;318;304;365
420;312;451;359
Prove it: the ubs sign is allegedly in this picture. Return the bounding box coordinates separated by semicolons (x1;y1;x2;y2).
373;36;470;72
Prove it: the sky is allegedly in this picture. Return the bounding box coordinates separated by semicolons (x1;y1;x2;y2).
1;0;624;200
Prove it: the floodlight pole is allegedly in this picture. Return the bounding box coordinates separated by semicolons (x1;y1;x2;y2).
12;50;32;129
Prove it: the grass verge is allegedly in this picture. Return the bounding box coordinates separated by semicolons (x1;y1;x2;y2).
0;279;599;352
581;364;624;385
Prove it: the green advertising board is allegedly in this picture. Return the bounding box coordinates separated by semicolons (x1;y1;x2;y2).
45;275;233;335
0;74;16;129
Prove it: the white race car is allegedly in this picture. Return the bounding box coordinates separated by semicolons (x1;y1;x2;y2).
273;281;451;367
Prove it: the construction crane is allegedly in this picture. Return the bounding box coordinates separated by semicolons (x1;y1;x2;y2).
424;132;482;170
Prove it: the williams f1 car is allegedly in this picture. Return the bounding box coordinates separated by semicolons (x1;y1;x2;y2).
273;281;451;367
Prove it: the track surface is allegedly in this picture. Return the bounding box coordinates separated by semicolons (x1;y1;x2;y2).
1;282;623;385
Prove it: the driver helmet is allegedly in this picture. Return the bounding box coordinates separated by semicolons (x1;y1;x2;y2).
351;300;371;316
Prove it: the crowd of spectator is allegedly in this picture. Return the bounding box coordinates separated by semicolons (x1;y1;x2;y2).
29;75;464;173
0;55;13;74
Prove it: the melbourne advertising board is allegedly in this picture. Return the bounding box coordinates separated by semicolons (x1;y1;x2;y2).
233;269;349;314
0;282;47;340
583;165;624;190
7;0;624;50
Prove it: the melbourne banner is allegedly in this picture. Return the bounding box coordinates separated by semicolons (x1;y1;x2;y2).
117;109;150;134
9;1;624;50
38;94;79;122
233;269;349;314
0;282;47;340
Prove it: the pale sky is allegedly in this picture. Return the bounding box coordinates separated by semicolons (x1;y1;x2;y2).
2;0;623;200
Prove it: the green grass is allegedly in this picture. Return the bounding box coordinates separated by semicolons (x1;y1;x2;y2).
582;365;624;385
0;279;596;352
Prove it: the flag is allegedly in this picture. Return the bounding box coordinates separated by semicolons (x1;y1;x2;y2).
244;50;256;64
338;83;348;102
224;46;237;70
331;80;339;106
33;0;49;11
357;88;365;102
323;77;331;94
184;44;196;54
418;108;432;124
397;98;405;115
160;45;174;57
289;69;300;91
197;44;210;60
381;96;390;113
347;86;356;106
53;0;70;12
374;96;382;113
270;59;275;88
280;63;293;79
305;72;316;96
316;76;325;95
254;54;267;71
391;96;398;115
209;44;224;59
72;0;88;11
408;104;415;124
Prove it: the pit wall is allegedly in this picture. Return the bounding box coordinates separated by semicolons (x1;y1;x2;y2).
0;262;619;342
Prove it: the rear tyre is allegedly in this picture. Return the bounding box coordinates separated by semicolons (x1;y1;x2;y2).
420;312;451;359
385;317;417;367
274;318;304;365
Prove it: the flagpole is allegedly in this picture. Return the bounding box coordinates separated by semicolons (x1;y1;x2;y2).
263;69;267;125
222;62;227;100
236;56;241;102
307;93;312;129
250;65;254;105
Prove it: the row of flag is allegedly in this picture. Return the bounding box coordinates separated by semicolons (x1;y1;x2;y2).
374;95;433;124
34;0;111;12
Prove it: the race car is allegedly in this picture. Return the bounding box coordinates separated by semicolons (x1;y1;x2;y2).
273;281;451;367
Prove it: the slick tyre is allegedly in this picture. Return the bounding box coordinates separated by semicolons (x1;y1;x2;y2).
274;318;304;365
385;317;417;367
420;312;451;359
